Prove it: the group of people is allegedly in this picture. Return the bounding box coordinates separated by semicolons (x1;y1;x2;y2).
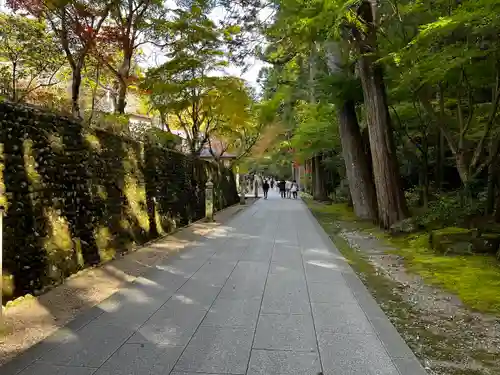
261;178;299;199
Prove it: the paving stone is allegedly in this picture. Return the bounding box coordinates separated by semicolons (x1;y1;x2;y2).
35;318;134;368
0;308;103;375
127;298;208;347
94;287;168;330
391;356;429;375
317;331;399;375
171;278;222;310
304;262;346;283
189;260;237;286
253;314;317;352
174;326;253;374
261;288;310;314
211;248;246;260
5;192;425;375
17;363;97;375
201;297;261;328
308;280;358;304
265;271;307;290
369;317;418;359
312;303;375;334
247;350;321;375
93;343;184;375
239;248;273;262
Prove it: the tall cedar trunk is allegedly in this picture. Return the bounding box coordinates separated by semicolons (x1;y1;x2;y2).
71;64;83;118
324;41;377;220
339;100;378;220
356;1;408;228
358;58;409;227
313;154;328;201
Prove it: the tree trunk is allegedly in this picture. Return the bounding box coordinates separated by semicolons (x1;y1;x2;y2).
355;0;408;228
313;154;328;201
436;129;445;189
487;162;496;215
116;78;127;114
358;58;409;228
71;63;83;119
495;172;500;222
338;99;378;220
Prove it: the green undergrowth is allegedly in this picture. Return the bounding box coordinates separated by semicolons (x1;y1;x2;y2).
306;199;500;373
305;199;500;315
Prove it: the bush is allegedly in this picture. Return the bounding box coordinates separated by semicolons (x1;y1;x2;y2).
0;101;238;301
414;192;483;228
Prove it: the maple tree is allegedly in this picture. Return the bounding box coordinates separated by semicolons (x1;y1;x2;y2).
8;0;114;117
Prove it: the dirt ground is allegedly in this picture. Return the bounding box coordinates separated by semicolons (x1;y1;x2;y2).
339;225;500;375
0;200;255;366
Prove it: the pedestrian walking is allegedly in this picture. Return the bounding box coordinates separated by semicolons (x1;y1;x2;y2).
279;179;286;198
253;176;260;198
285;180;292;198
291;180;299;199
263;180;270;199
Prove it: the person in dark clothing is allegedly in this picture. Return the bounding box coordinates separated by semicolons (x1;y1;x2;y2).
262;180;270;199
270;180;274;189
279;179;286;198
291;180;299;199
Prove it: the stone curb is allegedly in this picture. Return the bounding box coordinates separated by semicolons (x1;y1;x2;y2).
300;200;428;375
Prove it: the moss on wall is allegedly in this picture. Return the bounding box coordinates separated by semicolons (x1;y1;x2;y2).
0;102;238;300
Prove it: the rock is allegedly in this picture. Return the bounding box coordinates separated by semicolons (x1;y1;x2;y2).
390;218;419;235
470;234;500;254
430;227;475;255
430;227;500;255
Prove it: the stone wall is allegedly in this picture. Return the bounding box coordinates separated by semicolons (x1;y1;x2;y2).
0;102;238;300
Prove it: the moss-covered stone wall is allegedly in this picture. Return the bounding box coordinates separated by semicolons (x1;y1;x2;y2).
0;102;238;300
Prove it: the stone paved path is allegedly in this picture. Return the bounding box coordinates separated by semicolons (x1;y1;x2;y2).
2;191;427;375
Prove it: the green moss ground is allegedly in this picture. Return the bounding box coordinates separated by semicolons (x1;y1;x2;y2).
305;200;500;315
305;199;500;374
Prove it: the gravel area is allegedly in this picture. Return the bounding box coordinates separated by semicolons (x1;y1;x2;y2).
338;226;500;375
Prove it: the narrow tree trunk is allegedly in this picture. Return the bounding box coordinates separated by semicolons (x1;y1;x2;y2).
313;154;328;201
486;162;496;215
311;157;317;198
338;99;378;220
11;62;17;102
436;129;445;189
495;173;500;222
116;78;127;114
71;64;83;119
358;58;409;228
422;152;429;209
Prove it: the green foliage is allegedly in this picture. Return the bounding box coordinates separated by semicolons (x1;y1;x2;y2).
0;101;238;301
414;193;484;228
0;14;64;102
143;1;254;155
291;101;340;161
